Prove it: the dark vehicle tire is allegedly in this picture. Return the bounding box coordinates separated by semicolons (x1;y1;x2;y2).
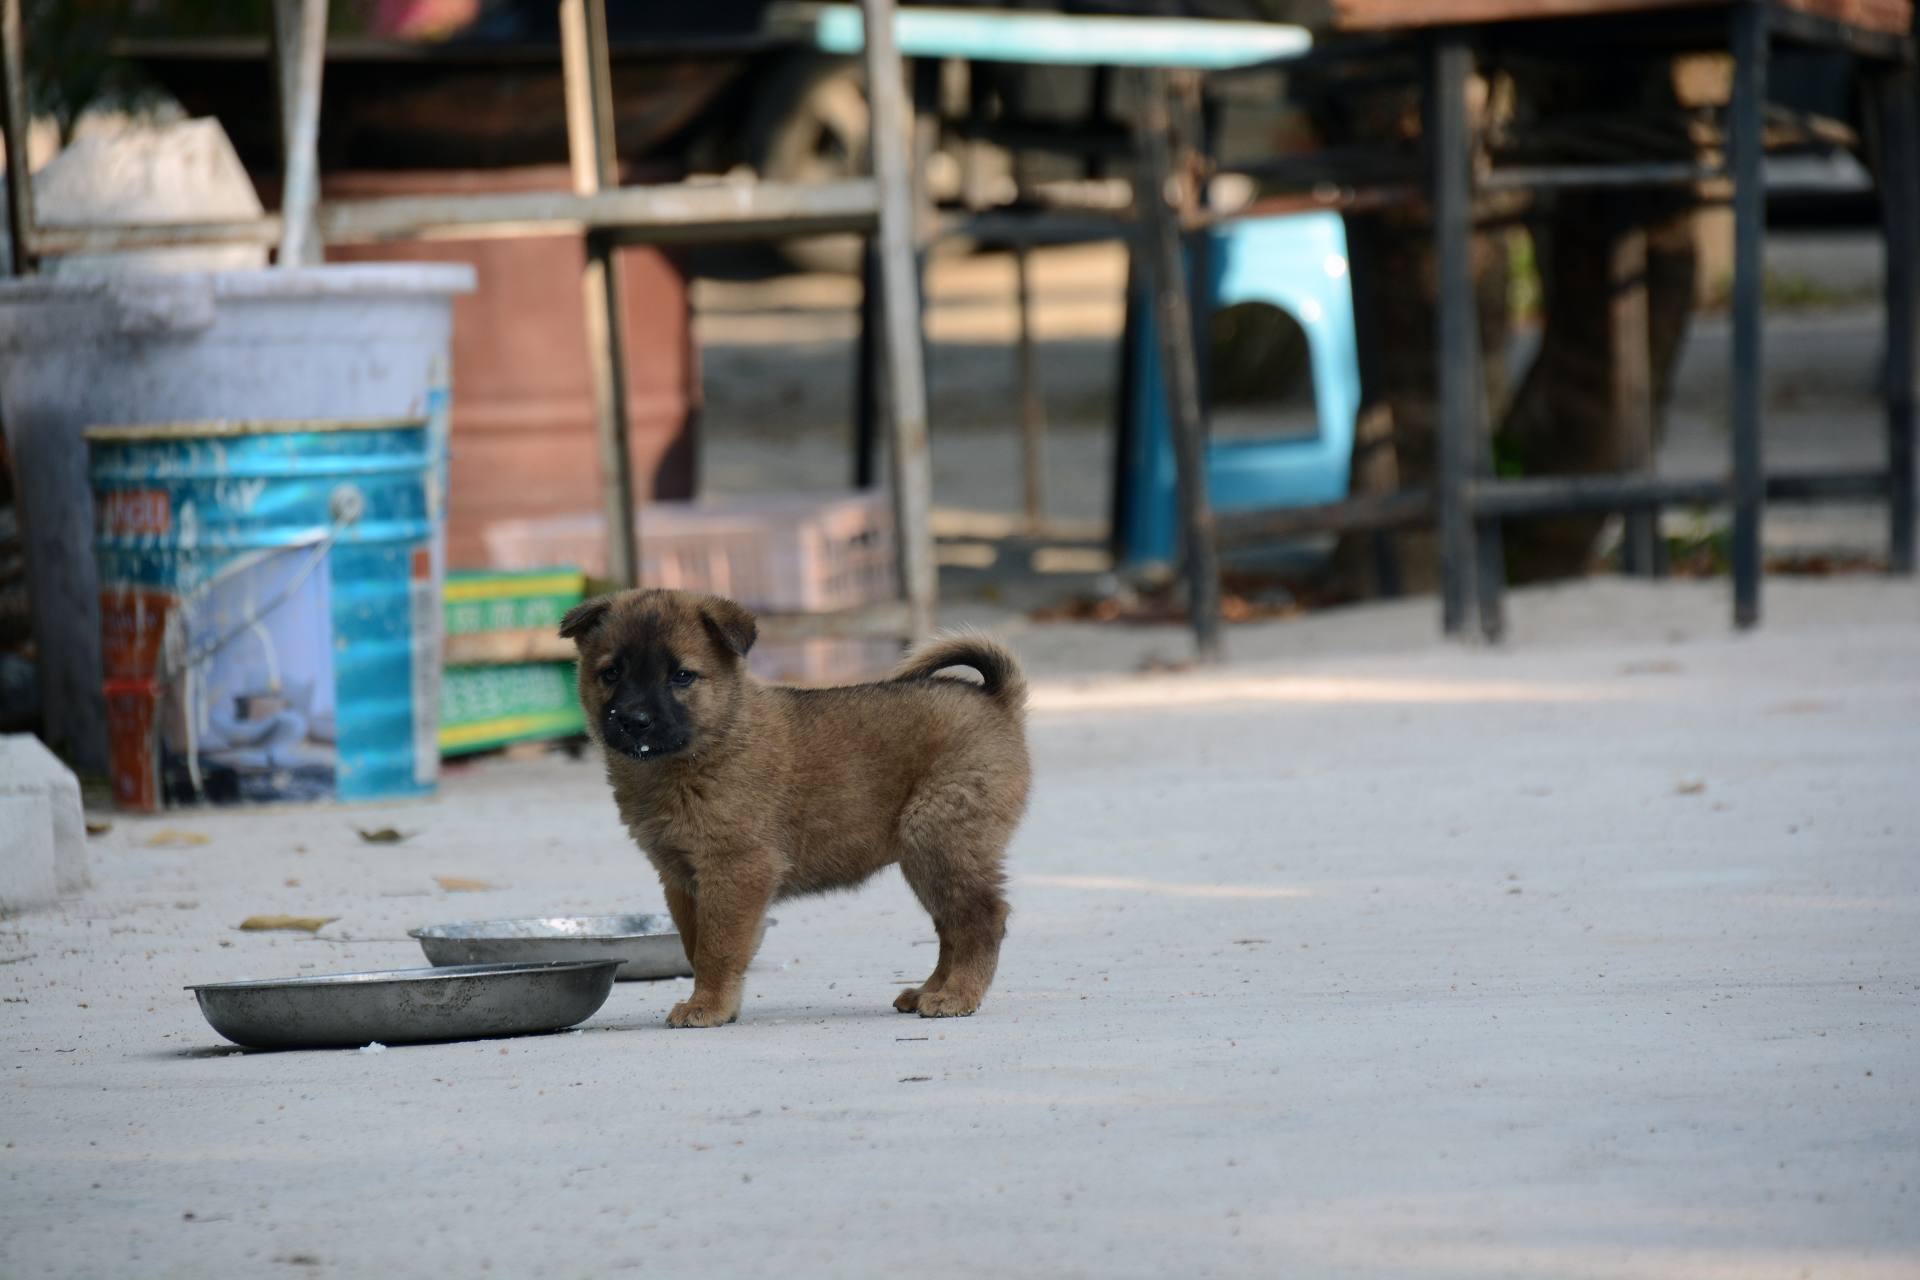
747;56;872;275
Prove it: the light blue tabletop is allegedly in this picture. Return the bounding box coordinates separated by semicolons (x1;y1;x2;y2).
766;3;1313;69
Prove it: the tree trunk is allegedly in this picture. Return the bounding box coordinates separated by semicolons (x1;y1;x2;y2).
1496;59;1700;581
1313;55;1700;595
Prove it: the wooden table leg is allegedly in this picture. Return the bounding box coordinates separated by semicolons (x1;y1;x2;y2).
861;0;937;643
561;0;639;589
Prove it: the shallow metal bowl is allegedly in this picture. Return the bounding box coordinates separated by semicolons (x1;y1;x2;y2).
410;914;774;980
411;914;690;980
187;960;619;1050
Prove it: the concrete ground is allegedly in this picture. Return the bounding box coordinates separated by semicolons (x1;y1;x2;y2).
4;576;1918;1278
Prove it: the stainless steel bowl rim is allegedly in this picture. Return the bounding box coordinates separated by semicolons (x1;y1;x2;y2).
406;915;775;941
185;960;620;993
407;915;676;942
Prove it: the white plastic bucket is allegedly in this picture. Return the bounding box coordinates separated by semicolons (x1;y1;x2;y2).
0;264;475;769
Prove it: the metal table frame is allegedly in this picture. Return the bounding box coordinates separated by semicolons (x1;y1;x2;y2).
1423;1;1918;639
1226;3;1916;638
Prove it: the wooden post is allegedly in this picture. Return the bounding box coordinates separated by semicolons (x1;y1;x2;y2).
271;0;326;268
860;0;937;642
1135;68;1222;664
1014;243;1047;533
1728;2;1767;628
2;0;37;275
1612;224;1661;576
560;0;639;589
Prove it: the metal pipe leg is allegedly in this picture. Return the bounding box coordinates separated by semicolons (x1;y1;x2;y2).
1111;244;1142;560
1429;34;1481;637
1014;244;1047;533
271;0;327;268
1474;475;1508;640
1135;68;1222;663
854;239;882;490
1613;224;1661;577
1875;66;1918;575
1729;2;1768;626
0;0;35;276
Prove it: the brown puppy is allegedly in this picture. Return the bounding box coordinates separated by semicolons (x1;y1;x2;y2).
561;588;1031;1027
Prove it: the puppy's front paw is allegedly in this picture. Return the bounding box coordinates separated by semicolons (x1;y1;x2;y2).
915;990;979;1019
893;986;925;1014
667;997;738;1028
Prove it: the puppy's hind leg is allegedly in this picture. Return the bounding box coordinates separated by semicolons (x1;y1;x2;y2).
893;926;952;1014
906;875;1008;1019
894;780;1016;1019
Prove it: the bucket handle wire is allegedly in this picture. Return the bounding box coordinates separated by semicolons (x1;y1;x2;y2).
159;485;363;801
162;484;362;685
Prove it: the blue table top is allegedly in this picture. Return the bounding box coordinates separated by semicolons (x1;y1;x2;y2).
766;3;1313;69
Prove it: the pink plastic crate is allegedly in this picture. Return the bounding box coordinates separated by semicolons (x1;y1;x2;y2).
753;637;903;688
483;492;902;686
483;492;896;614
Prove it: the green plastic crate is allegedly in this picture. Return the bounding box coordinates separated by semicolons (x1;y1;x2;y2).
443;568;589;637
440;569;589;756
439;662;584;756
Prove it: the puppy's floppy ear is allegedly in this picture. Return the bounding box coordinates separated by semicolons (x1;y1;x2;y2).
699;595;757;658
559;594;615;643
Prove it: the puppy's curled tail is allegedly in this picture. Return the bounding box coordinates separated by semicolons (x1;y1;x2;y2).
891;631;1028;717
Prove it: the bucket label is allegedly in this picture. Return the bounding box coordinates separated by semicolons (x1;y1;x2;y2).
91;420;438;811
97;490;171;540
100;543;340;807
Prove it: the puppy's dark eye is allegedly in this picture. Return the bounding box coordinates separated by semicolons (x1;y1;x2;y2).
596;663;622;687
669;669;697;688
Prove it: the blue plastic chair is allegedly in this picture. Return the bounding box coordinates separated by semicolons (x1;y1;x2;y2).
1119;211;1363;567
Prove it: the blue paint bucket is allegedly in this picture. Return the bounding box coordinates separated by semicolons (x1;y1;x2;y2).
86;419;441;810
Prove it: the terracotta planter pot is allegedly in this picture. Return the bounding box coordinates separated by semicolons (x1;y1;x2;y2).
325;165;699;568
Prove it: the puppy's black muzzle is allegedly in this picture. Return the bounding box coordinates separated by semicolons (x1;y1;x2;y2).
603;703;690;760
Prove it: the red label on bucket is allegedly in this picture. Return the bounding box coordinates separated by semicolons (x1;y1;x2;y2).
103;683;162;813
97;490;170;539
99;587;175;679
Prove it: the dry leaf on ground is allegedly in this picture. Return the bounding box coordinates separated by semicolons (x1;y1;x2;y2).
236;915;338;933
1674;780;1707;796
145;829;210;847
433;876;495;893
355;827;415;844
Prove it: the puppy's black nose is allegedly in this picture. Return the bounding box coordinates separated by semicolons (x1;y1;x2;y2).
612;707;652;733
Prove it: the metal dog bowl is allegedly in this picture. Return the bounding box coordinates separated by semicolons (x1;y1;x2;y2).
187;960;619;1049
410;913;773;981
